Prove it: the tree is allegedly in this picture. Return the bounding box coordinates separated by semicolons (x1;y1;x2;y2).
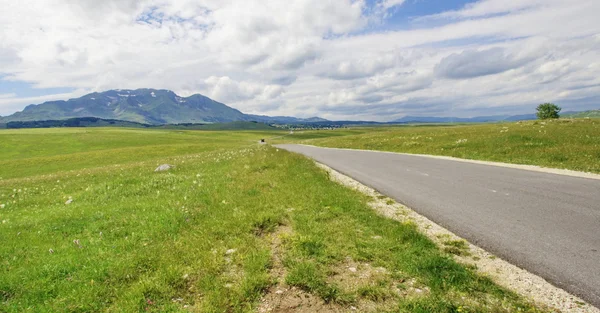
536;103;561;119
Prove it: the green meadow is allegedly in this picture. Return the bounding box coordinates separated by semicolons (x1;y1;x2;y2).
0;127;551;312
279;118;600;174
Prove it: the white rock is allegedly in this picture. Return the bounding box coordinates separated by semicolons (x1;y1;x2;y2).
65;198;73;205
154;164;173;172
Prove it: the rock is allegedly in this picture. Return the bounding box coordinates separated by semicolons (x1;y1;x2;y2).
65;198;73;205
154;164;173;172
225;248;236;255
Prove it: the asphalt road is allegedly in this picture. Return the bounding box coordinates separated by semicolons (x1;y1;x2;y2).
276;144;600;308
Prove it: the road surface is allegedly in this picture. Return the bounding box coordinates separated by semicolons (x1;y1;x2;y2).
276;144;600;308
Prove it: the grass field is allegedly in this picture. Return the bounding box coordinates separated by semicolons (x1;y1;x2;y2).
0;127;549;312
278;118;600;174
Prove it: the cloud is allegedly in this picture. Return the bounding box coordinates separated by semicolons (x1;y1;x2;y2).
434;47;535;79
0;92;83;116
322;52;403;80
0;0;599;120
270;76;297;86
204;0;365;69
379;0;406;10
203;76;284;104
419;0;555;21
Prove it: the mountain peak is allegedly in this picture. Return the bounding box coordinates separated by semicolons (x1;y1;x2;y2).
0;89;328;125
2;89;247;124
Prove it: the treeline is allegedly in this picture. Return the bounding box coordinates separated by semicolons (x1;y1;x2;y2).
0;117;276;130
3;117;151;129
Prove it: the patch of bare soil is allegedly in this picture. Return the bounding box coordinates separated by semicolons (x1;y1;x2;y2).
257;223;431;313
316;162;599;313
327;257;429;312
257;225;347;313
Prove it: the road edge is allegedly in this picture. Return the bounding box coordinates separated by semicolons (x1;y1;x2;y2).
315;161;599;313
297;144;600;181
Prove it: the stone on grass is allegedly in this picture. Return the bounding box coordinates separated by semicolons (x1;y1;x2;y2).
155;164;173;172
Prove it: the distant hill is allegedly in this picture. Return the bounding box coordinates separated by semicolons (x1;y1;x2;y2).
0;89;328;125
246;115;329;124
2;89;592;126
159;121;276;130
562;110;600;118
390;110;600;124
2;117;150;129
391;113;537;124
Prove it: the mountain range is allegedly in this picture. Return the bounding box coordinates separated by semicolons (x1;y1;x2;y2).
0;89;327;125
0;88;591;125
391;114;538;124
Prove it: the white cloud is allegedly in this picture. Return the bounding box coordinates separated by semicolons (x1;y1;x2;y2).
322;51;404;80
203;76;283;105
380;0;406;10
434;47;535;79
0;92;84;116
0;0;599;120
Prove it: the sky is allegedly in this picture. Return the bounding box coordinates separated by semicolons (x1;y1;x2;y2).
0;0;599;121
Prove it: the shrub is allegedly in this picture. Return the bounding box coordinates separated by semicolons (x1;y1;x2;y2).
536;103;561;119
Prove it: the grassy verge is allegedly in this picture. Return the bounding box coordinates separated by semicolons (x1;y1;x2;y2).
1;128;549;312
275;118;600;174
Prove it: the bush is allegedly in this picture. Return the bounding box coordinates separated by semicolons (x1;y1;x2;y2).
536;103;561;119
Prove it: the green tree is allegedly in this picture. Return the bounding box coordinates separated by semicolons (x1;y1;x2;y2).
536;103;561;119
